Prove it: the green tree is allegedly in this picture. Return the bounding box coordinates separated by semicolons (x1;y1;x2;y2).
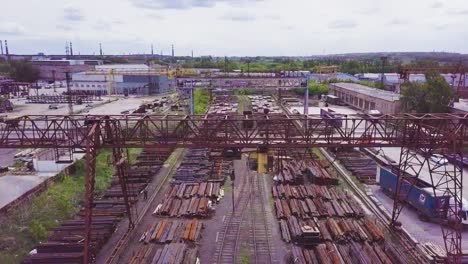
308;81;329;96
401;71;454;113
8;60;40;83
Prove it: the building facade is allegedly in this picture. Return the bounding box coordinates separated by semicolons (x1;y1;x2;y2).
329;83;401;114
31;59;103;81
71;64;174;95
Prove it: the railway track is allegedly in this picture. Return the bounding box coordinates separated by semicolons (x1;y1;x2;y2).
214;171;275;264
249;173;274;264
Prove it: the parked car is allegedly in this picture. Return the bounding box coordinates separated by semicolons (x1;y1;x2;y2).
48;104;58;110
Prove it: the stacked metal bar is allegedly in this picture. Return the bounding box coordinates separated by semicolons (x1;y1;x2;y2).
22;148;173;264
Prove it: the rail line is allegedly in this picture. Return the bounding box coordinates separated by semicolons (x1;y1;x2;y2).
214;170;251;264
214;170;275;264
250;173;274;263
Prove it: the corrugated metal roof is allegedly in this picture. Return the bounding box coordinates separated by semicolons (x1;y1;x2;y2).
330;82;401;102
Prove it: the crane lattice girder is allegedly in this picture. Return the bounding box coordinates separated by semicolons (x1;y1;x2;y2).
0;113;466;149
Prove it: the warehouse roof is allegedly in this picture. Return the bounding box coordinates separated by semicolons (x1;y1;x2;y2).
330;82;401;102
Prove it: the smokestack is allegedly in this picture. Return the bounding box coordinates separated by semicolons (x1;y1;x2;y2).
99;43;103;56
151;44;154;55
191;50;194;58
0;40;3;55
171;44;174;58
70;42;73;56
5;40;10;60
65;42;69;56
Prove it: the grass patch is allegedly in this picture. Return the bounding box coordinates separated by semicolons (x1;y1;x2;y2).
239;247;251;264
0;148;141;263
194;89;211;114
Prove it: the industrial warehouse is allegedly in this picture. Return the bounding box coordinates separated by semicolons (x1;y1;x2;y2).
0;0;468;263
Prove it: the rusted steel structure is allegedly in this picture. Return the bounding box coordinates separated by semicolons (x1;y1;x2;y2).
0;112;467;263
176;76;307;90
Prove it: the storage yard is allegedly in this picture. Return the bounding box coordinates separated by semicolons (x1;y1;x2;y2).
0;79;466;264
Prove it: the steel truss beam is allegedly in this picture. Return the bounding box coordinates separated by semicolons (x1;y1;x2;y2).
0;113;466;263
391;117;467;263
0;113;466;149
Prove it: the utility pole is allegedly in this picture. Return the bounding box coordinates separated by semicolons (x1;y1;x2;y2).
304;79;309;115
171;44;174;62
224;56;228;75
380;56;388;88
52;70;56;92
65;72;73;115
230;169;235;213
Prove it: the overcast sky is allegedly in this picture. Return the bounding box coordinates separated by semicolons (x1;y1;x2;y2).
1;0;468;56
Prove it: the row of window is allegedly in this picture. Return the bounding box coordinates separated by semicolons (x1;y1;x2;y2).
333;90;376;110
73;83;105;88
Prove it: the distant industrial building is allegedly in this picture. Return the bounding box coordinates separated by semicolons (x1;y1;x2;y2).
329;83;401;114
71;64;174;95
31;59;103;81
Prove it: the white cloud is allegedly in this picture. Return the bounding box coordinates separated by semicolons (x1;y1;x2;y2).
0;22;25;35
1;0;468;55
329;19;357;29
63;7;84;21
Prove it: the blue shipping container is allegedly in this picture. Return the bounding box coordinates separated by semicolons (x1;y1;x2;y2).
379;167;449;219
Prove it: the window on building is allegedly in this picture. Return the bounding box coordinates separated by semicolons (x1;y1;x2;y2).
92;85;95;87
86;85;90;87
80;84;84;87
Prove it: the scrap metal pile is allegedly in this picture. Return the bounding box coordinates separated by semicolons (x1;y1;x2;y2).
133;148;230;264
129;243;198;264
332;148;377;184
275;158;423;264
275;158;339;185
139;219;203;243
153;182;221;218
207;95;238;114
22;148;173;264
249;95;282;113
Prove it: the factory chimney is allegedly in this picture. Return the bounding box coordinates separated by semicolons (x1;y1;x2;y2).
70;42;73;57
65;42;69;56
191;50;194;58
5;40;10;60
99;43;103;57
0;40;3;55
171;44;174;58
151;44;154;55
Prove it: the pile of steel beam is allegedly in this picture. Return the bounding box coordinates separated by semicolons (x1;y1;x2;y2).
274;158;423;264
166;182;222;199
207;95;238;114
154;196;212;218
129;243;198;264
139;219;203;244
22;148;173;264
333;149;377;184
26;95;101;104
291;241;396;264
173;149;212;182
